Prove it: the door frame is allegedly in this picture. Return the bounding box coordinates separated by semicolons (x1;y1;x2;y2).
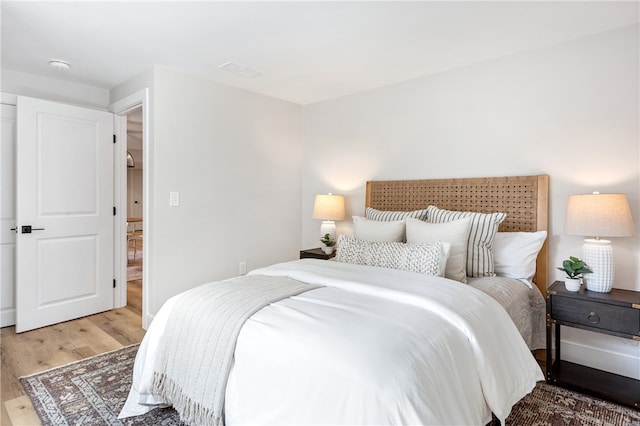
0;93;17;327
109;88;150;329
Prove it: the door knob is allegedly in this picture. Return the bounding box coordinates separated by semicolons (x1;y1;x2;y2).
21;225;45;234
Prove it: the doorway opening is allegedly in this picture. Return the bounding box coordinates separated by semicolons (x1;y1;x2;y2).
111;87;149;329
125;107;143;318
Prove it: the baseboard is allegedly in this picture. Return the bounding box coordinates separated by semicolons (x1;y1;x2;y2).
1;308;16;327
144;312;154;330
561;335;640;380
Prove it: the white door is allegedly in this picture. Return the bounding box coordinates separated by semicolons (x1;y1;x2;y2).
16;96;114;332
1;104;17;326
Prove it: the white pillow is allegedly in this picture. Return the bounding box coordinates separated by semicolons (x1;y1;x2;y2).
426;205;506;278
353;216;405;242
493;231;547;288
336;235;447;276
366;207;428;222
406;217;472;283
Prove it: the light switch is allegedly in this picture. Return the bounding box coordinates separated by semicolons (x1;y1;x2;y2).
169;191;180;206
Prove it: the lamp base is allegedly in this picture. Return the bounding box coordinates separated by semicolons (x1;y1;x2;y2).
582;238;614;293
320;221;336;242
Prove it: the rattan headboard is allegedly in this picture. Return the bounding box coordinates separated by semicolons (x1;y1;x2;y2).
365;175;549;294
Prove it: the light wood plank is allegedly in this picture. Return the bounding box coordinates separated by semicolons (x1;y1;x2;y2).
87;307;145;347
1;318;121;378
125;279;142;316
4;395;41;426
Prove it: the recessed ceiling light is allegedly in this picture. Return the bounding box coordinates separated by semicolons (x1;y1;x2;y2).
49;59;71;71
218;61;263;78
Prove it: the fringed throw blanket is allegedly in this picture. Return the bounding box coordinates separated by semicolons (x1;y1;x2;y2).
152;275;321;426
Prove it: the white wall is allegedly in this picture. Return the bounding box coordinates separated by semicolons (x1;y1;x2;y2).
1;69;110;109
302;25;640;377
112;66;303;318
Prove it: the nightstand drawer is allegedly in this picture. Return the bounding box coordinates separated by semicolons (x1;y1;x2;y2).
551;296;640;336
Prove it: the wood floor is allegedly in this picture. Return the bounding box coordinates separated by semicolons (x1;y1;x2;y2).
1;279;144;425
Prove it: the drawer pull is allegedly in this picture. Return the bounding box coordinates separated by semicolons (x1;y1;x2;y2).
587;311;600;324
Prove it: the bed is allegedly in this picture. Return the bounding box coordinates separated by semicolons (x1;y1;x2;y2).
120;174;549;426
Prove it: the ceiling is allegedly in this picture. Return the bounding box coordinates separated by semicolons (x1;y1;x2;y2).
2;1;638;105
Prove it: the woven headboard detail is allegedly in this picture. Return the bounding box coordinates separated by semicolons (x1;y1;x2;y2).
365;175;550;291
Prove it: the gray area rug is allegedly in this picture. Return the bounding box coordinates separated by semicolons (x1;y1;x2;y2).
20;344;640;425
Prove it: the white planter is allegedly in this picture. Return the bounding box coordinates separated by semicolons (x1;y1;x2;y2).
321;246;335;255
564;278;581;292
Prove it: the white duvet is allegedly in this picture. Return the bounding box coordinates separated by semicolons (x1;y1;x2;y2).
120;259;543;425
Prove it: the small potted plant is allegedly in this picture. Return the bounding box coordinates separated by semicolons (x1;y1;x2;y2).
319;233;336;254
557;256;592;292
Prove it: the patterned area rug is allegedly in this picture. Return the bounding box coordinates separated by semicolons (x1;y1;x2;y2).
508;382;640;426
20;344;640;426
20;345;180;425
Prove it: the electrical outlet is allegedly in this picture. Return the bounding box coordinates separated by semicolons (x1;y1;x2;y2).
239;261;247;276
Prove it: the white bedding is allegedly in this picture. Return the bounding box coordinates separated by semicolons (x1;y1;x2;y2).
120;259;543;425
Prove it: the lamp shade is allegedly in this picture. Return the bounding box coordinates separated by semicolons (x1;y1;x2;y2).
564;193;635;238
312;194;345;221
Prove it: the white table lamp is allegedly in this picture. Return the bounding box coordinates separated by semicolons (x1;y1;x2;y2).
312;193;345;241
564;193;635;292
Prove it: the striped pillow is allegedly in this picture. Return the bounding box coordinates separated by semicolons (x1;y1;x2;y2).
426;205;506;278
336;235;444;276
365;207;428;221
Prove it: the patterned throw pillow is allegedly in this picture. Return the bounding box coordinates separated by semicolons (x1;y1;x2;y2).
426;205;506;278
365;207;428;222
336;235;444;276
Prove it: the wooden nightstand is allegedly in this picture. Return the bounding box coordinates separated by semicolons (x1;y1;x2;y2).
546;280;640;409
300;248;335;260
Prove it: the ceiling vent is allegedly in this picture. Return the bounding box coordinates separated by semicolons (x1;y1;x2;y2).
218;61;263;78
